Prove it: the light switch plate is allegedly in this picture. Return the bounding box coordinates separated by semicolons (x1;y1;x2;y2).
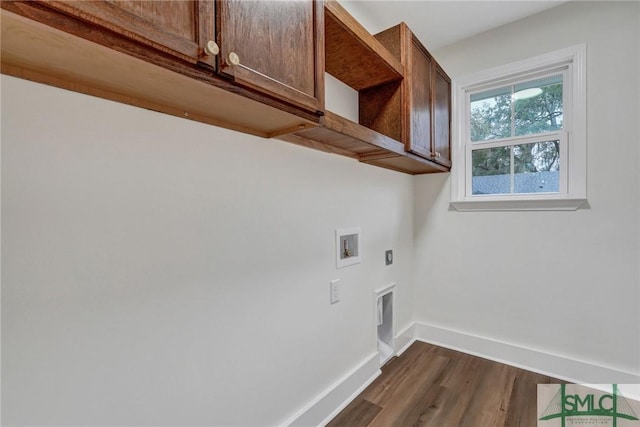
330;279;340;304
385;250;393;265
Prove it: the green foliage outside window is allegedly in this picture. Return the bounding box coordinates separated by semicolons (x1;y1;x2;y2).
470;79;563;177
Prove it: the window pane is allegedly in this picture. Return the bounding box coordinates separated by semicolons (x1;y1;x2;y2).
472;147;511;195
514;141;560;193
514;75;563;136
470;86;512;142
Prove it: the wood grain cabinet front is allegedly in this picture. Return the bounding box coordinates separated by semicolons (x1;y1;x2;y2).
38;0;217;67
217;0;324;114
1;0;442;174
281;1;450;175
431;63;452;168
1;0;325;138
28;0;324;114
406;34;434;159
367;23;452;169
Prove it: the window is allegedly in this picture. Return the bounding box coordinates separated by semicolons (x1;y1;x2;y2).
450;45;587;211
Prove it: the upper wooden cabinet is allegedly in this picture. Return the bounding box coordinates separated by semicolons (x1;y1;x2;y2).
1;0;323;137
1;0;448;174
281;1;450;175
407;35;433;159
39;0;217;67
432;63;452;168
217;0;324;114
32;0;324;114
363;23;452;169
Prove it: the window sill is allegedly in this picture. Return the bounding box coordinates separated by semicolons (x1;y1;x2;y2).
449;197;588;212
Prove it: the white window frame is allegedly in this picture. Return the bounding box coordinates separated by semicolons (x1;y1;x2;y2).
450;45;587;211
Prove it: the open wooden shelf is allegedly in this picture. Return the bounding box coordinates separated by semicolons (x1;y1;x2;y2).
287;3;446;175
324;1;404;91
278;111;448;175
279;2;446;176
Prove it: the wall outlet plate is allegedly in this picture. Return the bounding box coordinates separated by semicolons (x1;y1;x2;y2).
385;250;393;265
330;279;340;304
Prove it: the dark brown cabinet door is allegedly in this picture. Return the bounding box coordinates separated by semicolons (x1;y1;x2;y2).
368;23;451;171
40;0;216;67
407;35;433;158
216;0;323;113
432;64;452;167
404;29;451;168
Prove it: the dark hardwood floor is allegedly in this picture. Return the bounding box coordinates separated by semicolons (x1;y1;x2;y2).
327;341;564;427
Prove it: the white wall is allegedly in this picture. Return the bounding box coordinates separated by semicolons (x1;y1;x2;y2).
4;2;640;425
1;75;415;426
415;1;639;380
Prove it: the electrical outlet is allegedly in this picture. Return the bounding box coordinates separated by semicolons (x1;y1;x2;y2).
330;279;340;304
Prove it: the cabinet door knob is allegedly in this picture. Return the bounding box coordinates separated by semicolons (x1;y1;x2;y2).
228;52;240;66
204;40;219;56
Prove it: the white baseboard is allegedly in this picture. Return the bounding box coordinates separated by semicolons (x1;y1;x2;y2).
283;352;381;427
283;321;639;427
394;323;416;357
282;326;415;426
412;321;640;384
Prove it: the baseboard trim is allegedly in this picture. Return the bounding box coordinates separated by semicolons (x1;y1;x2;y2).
283;325;415;426
394;323;416;357
412;322;640;384
283;352;381;427
317;368;381;427
284;322;639;426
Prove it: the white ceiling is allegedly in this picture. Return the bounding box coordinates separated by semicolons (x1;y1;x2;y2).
341;1;569;51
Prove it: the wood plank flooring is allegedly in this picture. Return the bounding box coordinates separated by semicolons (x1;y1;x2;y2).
327;341;565;427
